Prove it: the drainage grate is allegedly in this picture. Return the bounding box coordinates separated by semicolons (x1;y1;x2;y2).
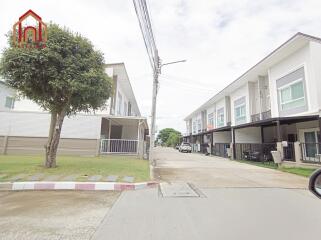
159;182;204;198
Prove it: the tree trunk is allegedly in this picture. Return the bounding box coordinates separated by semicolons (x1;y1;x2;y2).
45;112;57;167
45;110;66;168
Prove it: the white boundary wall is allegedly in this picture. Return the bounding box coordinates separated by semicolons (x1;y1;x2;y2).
0;111;102;139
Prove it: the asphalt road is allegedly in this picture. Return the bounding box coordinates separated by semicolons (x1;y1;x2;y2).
2;148;320;240
93;147;321;240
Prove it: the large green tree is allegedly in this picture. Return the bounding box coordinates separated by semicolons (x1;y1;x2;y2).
166;132;181;147
0;24;112;167
157;128;181;146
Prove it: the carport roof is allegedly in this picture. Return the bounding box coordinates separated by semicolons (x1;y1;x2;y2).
187;114;319;136
102;115;148;129
233;115;319;130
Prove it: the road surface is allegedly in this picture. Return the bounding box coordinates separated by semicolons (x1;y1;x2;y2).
93;147;321;240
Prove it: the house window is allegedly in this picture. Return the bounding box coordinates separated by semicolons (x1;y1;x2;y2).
279;80;305;111
217;108;224;127
197;119;201;132
117;92;122;115
208;113;214;129
192;121;197;134
235;104;246;124
234;96;246;125
5;96;15;109
276;67;307;116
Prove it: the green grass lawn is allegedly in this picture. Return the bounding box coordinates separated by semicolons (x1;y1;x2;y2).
0;155;150;182
234;159;278;169
234;159;317;177
279;167;317;177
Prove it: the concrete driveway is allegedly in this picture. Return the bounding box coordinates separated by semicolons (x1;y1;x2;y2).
93;147;321;240
154;147;308;188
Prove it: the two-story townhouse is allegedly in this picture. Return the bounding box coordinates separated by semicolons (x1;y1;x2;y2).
183;33;321;165
0;63;148;157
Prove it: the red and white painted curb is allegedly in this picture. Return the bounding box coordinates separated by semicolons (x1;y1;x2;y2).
0;181;159;191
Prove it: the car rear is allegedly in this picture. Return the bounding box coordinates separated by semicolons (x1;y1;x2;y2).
180;143;192;153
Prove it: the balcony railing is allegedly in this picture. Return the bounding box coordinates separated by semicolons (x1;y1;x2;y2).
250;110;271;122
100;139;138;154
251;113;261;122
261;110;271;120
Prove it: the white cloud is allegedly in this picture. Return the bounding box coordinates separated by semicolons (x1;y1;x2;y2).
1;0;321;133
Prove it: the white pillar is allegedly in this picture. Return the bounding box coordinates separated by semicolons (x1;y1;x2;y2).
294;141;302;166
277;142;284;160
137;120;140;156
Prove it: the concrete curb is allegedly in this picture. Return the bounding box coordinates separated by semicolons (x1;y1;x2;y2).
0;181;159;191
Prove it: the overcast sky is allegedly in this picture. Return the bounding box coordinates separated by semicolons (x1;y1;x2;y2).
1;0;321;133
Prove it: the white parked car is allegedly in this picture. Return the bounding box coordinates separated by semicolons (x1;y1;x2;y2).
179;142;192;153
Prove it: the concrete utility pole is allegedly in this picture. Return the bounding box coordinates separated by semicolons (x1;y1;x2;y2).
133;0;185;179
149;58;186;179
149;50;159;179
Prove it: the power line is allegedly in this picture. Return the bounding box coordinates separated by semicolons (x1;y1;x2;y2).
133;0;159;178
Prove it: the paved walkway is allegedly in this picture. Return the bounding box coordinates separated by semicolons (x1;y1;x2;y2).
154;147;308;188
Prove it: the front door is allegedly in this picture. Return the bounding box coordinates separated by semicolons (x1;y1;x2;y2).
301;129;320;160
304;131;317;158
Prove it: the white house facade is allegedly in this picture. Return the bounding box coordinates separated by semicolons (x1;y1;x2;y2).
183;33;321;165
0;63;148;157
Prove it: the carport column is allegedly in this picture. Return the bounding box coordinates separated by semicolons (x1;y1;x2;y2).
276;120;284;160
231;128;235;160
210;132;214;155
276;142;284;160
294;141;302;165
276;120;282;142
319;113;321;136
137;120;140;157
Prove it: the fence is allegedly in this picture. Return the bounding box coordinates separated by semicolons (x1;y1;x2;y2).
235;143;276;162
283;142;295;161
300;143;321;164
212;143;230;158
191;144;199;152
100;139;138;154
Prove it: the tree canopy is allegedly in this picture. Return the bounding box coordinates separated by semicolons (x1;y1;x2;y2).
157;128;182;147
0;23;112;167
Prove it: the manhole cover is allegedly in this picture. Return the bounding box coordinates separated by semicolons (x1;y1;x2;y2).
159;182;200;198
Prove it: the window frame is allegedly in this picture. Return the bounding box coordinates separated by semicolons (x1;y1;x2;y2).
192;121;197;134
278;78;305;111
207;112;214;129
234;103;246;124
197;119;202;133
217;108;225;127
